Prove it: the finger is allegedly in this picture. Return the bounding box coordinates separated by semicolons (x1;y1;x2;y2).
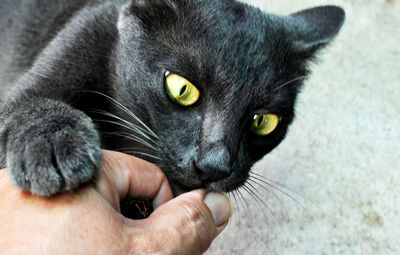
126;190;232;254
94;150;173;211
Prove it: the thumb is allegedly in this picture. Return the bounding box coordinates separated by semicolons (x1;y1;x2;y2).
126;190;232;255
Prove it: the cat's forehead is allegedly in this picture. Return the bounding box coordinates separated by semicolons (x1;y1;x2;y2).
165;2;286;89
123;0;300;97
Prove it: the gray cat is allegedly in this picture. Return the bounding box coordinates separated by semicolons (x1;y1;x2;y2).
0;0;344;197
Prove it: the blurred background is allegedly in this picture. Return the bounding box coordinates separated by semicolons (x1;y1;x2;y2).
207;0;400;254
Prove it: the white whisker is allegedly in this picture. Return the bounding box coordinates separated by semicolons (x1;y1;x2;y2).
251;172;306;199
84;90;159;139
273;76;307;92
93;109;157;142
94;118;148;138
243;183;274;218
248;177;290;221
102;132;158;151
122;151;161;160
249;172;316;222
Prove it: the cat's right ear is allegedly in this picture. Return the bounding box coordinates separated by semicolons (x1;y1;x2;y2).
286;6;345;52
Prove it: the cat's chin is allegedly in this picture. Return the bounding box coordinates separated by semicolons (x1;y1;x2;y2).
170;173;247;196
203;178;245;194
171;182;234;197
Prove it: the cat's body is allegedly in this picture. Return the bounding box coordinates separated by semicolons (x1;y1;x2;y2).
0;0;344;196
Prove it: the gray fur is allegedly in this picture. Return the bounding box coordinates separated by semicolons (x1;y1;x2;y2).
0;97;101;196
0;0;344;196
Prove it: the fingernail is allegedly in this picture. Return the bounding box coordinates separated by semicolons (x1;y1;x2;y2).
204;192;232;227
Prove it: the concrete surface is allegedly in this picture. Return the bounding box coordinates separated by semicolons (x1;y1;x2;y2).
207;0;400;254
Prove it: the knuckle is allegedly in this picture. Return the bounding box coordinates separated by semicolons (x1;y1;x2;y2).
181;201;204;224
141;198;215;254
152;168;166;181
180;200;214;252
126;225;175;255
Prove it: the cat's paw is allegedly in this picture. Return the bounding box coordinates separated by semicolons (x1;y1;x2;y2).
5;105;102;196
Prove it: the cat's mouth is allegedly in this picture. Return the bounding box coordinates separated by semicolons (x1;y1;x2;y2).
168;167;247;196
201;171;246;193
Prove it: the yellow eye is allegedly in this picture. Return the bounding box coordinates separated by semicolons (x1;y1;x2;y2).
165;73;200;106
250;114;279;136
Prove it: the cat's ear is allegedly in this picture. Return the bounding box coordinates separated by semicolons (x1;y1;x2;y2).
128;0;182;30
287;6;345;51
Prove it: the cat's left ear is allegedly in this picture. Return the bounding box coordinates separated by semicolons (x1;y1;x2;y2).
287;6;345;51
127;0;187;30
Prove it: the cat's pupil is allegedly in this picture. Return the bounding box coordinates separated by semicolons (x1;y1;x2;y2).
257;115;264;127
179;84;187;96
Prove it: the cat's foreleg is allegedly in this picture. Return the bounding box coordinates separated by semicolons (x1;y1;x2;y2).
0;96;102;196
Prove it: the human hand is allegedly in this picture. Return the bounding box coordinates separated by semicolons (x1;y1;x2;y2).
0;150;232;254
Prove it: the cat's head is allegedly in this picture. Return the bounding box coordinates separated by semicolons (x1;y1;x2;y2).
111;0;345;194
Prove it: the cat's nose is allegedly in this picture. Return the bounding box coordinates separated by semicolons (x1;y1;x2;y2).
196;146;232;183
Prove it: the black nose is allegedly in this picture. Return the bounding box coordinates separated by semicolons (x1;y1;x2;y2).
196;146;231;183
